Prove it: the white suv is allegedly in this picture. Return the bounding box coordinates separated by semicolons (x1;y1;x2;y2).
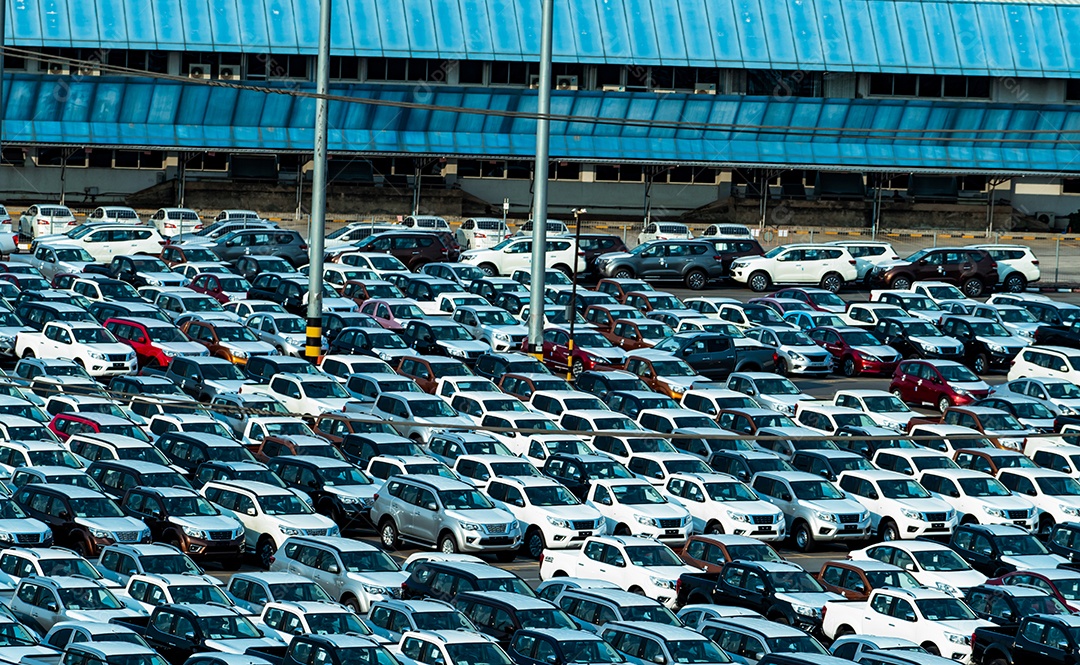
919;469;1037;530
461;237;582;277
851;540;988;597
826;241;899;282
1009;346;1080;384
584;478;691;546
149;208;203;237
457;218;511;250
997;468;1080;535
837;469;957;540
638;222;693;245
969;244;1041;293
661;472;785;540
731;244;858;293
486;476;606;559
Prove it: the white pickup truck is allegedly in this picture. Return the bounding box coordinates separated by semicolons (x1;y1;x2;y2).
15;321;136;377
538;534;697;608
821;587;991;662
241;373;360;415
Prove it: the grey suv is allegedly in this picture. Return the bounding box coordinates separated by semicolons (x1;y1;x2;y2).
210;229;308;266
595;240;727;290
369;475;521;561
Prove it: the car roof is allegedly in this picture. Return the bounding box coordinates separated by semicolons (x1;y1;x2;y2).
703;617;808;638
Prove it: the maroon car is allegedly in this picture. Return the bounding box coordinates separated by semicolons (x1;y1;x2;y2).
807;325;902;377
771;287;848;313
873;248;998;296
888;359;991;412
987;569;1080;612
747;297;814;316
188;273;252;304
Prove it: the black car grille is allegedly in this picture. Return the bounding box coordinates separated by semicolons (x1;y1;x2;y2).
114;531;140;542
107;354;128;362
15;534;39;544
657;518;682;529
1007;510;1029;520
571;520;596;530
209;531;234;541
924;512;948;523
305;528;329;537
751;515;774;525
838;514;861;524
485;524;507;534
510;335;527;346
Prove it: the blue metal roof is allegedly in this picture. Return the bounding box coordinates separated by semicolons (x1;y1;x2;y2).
7;0;1080;77
4;75;1079;175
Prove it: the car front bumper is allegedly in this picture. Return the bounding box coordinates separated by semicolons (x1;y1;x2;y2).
86;358;138;377
856;358;900;376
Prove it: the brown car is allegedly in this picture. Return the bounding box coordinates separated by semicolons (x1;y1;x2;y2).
603;319;676;351
582;304;647;333
817;559;921;601
679;534;784;573
180;319;273;365
716;408;796;435
873;248;998;296
941;406;1021;450
120;486;245;566
159;244;222;268
624;354;702;399
578;234;630;275
248;435;346;464
355;231;459;270
314;412;373;445
595;278;654;304
396;355;473;394
953;448;1039;475
498;372;575;401
624;291;688;314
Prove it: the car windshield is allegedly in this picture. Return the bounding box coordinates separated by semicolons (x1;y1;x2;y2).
59;587;124;610
774;330;815;346
859;396;911;413
161;495;220;516
139;472;192;490
651;361;697;377
703;480;763;502
414;610;474;631
215;326;259;342
904;322;944;337
938;365;979;383
753;378;801;396
1012;402;1055;419
257;493;313;515
561;640;625;664
389;304;425;319
270;582;333;603
100;283;140;299
303;380;350;399
998;535;1049;556
140;554;201;576
307;613;373;637
664;640;729;665
181;297;225;312
427;324;472;341
627;437;676;453
145;326;190;343
998;308;1037;323
746;308;786;326
612;483;666;505
202;363;247;380
444;644;513;665
197;614;263;640
0;500;25;520
405;463;458;479
980;414;1026;431
1036;475;1080;497
477;577;536;597
38;557;102;579
171;584;232;606
540;439;593;456
967;321;1011;337
766;636;828;655
474;310;517;325
130;259;170;272
911;549;971;571
69;497;124;517
490;461;541;477
593;417;641;432
674;415;719;429
791;480;844;500
438;489;494;510
54;248;94;262
523;485;579;506
767;571;825;593
636;323;673;340
583;461;634;479
320;465;371;486
877;479;932;499
0;621;40;647
916;599;976;621
340;549;399;572
838;330;882;346
664;459;713;475
832;457;875;474
411;399;459;418
724;543;784;562
957;477;1011;497
515;608;576;630
624;545;683;567
832;413;877;429
864;570;923;589
70;327;116;344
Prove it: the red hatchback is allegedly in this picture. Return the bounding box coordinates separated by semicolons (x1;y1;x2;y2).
48;412;149;442
888;359;991;412
103;317;206;369
188;273;253;304
807;325;902;377
987;570;1080;613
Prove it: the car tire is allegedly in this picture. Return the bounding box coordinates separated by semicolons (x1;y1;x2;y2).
973;353;989;375
342;595;363;613
842;356;858;377
685;269;708;291
775;358;789;377
21;349;33;359
1004;273;1027;293
820;272;844;293
922;644;941;657
937;395;952;412
614;523;631;536
792;520;814;553
478;263;498;277
962;277;985;297
748;271;771;293
880;519;900;542
438;532;459;554
524;528;546;560
571;358;585;378
891;388;907;403
613;268;634;280
890;275;913;291
553;264;573;277
257;536;276;569
628;586;645;596
835;625;855;638
1040;514;1056;537
705;521;724;535
379;519;400;550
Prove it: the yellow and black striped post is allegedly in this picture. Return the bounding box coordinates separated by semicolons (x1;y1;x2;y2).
306;318;323;363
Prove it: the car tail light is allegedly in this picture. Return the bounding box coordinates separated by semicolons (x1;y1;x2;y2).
475;233;487;239
299;244;308;250
268;555;276;565
849;260;857;265
990;261;998;269
713;255;724;262
194;225;203;230
1033;259;1040;265
373;493;379;502
165;223;177;229
36;219;48;225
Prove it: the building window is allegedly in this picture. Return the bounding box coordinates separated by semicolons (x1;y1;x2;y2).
366;58;449;83
595;65;623;89
648;67;719;92
329;57;360;81
185;153;229;172
0;148;25;167
506;162;531;179
594;164;644;183
870;74;989;99
746;70;821;97
37;148;85;168
549;162;580;181
264;54;308;80
1067;80;1080;102
458;61;485;85
86;149;113;169
1063;179;1080;194
457;160;482;178
490;61;536;86
114;151;165;169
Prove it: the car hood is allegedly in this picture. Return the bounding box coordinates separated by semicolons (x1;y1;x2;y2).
322;297;357;312
893;497;954;513
170;515;243;532
657;376;711;393
875;259;915;272
346;571;409;588
976;496;1034;511
908;335;962;351
484;324;529;336
773;591;844;609
952;380;991;393
139;272;186;284
415;414;474;428
975;336;1027;351
0;326;32;338
803;499;867;515
58;261;92;273
444;507;516;524
919;569;987;591
87;342;134;355
74;517;146;533
816;305;846;314
583;347;628;364
641;565;697;580
545;505;604;521
785;344;827;355
373;348;412;362
1017;417;1055;431
220;341;275;354
158;341;209;356
204;637;285;654
323;485;377;501
596;252;633;262
629;504;691;519
999;554;1069;569
307;397;358;413
723;501;784;517
938;619;993;635
436;340;489;354
205;379;252;392
852;344;901;359
0;518;49;535
733;339;768;349
275;514;337;530
66;608;145;623
761;394;812;407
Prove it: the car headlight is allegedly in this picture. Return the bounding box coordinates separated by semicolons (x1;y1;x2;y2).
547;516;570;529
900;508;921;520
988;343;1006;354
814;511;837;523
363;585;390;595
88;528;111;539
779;404;795;415
494;332;510;342
161;348;179;358
681;514;692;526
339;496;359;505
1061;504;1080;516
935;582;960;597
328;525;340;537
861;353;881;363
945;510;955;520
947;633;970;645
1061;405;1077;415
145;278;162;286
278;526;301;535
792;605;820;617
87;350;106;360
460;522;481;531
232;349;248;359
635;514;658;527
182;527;207;539
982;506;1007;518
649;577;676;589
954;388;971;397
447;347;467;358
726;511;751;523
0;533;13;543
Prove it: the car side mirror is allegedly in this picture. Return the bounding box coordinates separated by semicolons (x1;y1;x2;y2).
917;259;928;265
182;631;196;642
246;507;257;516
598;497;612;506
746;389;756;396
737;471;750;482
868;491;879;500
45;602;58;612
512;498;525;508
328;564;340;574
544;655;558;665
932;377;943;384
780;492;792;501
425;502;438;511
58;511;71;520
1026;489;1037;496
905;563;917;572
652;655;666;665
949;490;961;498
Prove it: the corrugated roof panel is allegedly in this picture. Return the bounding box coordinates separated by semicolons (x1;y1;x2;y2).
893;3;936;74
732;0;772;69
549;0;578;60
839;1;881;73
675;1;714;67
946;3;987;74
179;0;215;50
487;0;525;60
787;0;824;71
563;0;605;64
624;2;662;66
866;2;910;72
235;0;270;53
66;0;101;48
517;4;541;60
757;0;800;69
1028;5;1068;75
117;80;153;124
456;0;494;58
208;0;243;52
814;0;853;71
150;1;185;51
292;0;321;56
973;4;1015;74
400;0;440;57
348;0;383;55
594;0;633;63
709;0;744;66
430;0;468;59
1054;6;1080;75
648;2;688;66
6;0;40;45
1004;4;1043;75
264;0;301;54
919;2;963;76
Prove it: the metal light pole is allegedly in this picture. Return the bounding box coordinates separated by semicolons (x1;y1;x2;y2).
527;0;555;360
305;0;332;363
566;207;586;380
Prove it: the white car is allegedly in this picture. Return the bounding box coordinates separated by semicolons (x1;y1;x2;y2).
726;372;813;415
461;236;582;278
625;452;713;487
836;469;957;540
120;572;234;613
515;219;569;237
270;536;407;613
731;244;858;293
832;389;917;431
910;281;968;304
487;476;606;559
679;388;760;416
451;453;542;491
744;326;833;376
702;224;752;238
794;403;880;435
919;469;1037;530
19;204;77;239
869;290;944;322
149;208;203;238
452;306;527;352
584;479;691;546
969;244;1041;293
539;535;696;607
401;215;450;232
48;225;167;263
86;207;141;225
997;468;1080;535
751;471;871;552
1009;346;1080;384
201;480;339;568
369;392;473;443
15;322;136;378
242;374;357;416
246;313;324;358
638;222;693;245
990;377;1080;417
681;297;741;320
254;601;379;644
826;241;899;281
851;540;988;597
457;218;511;250
841;302;910;328
337;252;410;277
660;472;785;540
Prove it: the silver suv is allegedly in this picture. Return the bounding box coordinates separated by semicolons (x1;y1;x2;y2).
370;475;521;561
270;536;407;613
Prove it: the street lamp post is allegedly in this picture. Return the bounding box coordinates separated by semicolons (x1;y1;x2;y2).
527;0;555;360
305;0;332;363
566;207;586;380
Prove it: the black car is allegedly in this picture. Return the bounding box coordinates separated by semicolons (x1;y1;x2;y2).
401;319;486;363
89;301;170;325
873;316;965;362
321;311;380;342
550;290;621;316
338;433;424;467
474;352;551;381
86;460;192;500
266;456;374;528
1047;522;1080;564
949;523;1051;576
455;592;575;646
109;375;189;400
327;326;410;357
246;272;292;301
709;450;794;483
649;332;775;380
939;315;1027;374
191;460;287;490
541;453;634;500
14;301;95;331
577;234;630;275
401;560;534;602
156;432;257;474
508;628;621;665
605;391;680;418
245;354;324;384
790;449;875;481
574;370;652;401
965;583;1069;624
234;255;298;281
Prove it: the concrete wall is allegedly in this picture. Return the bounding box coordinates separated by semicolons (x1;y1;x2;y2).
0;162;164;206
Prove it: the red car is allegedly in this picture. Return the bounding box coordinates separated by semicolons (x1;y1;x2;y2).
888;359;991;412
48;412;149;442
189;273;253;304
987;569;1080;612
529;325;628;376
807;325;902;377
102;317;206;368
357;298;426;331
771;287;848;313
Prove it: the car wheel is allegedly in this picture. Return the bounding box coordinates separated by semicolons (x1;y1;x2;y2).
628;586;645;596
842;356;858;377
21;349;33;359
820;272;844;293
571;358;585;378
1040;514;1056;537
748;271;771;293
525;528;546;560
257;536;276;569
974;353;989;374
937;395;952;412
962;277;985;297
775;358;788;377
705;521;724;535
685;269;708;291
890;388;906;402
1004;273;1027;293
880;519;900;542
379;519;400;550
890;275;913;291
478;263;498;277
342;595;362;613
922;644;941;657
792;521;814;553
613;268;634;280
438;533;459;554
